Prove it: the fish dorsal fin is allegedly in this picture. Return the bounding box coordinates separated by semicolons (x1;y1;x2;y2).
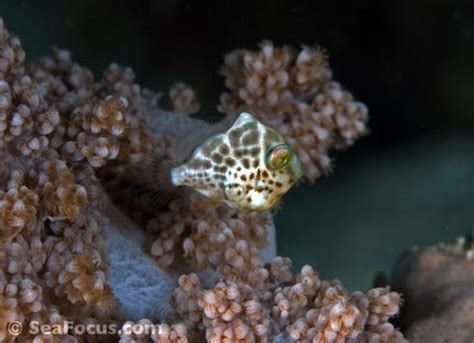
133;155;177;213
147;110;212;161
147;110;259;162
232;112;258;127
204;111;256;136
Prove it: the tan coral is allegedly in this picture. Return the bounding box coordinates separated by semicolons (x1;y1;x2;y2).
0;170;38;242
63;96;126;168
360;323;407;343
37;157;88;221
171;274;203;328
0;16;400;343
120;319;188;343
147;191;271;276
96;63;171;185
0;18;119;341
365;287;400;326
219;41;368;181
393;237;474;343
198;280;271;342
0;18;26;77
169;82;200;115
172;258;404;343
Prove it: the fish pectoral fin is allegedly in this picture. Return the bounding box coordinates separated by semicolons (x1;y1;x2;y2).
134;155;178;212
233;112;257;126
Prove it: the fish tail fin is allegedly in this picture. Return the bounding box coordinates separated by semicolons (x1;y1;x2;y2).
135;154;178;212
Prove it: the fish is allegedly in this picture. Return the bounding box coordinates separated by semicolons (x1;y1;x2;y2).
146;112;303;211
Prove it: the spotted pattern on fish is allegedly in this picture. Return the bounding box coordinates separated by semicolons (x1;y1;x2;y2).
170;112;303;211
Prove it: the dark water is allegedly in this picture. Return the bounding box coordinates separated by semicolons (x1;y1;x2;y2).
2;0;473;289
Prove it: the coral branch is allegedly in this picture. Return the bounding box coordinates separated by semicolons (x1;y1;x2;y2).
170;257;405;342
219;42;368;181
393;237;474;342
169;82;200;115
0;18;120;341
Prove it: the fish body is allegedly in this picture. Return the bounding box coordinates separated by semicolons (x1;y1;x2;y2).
169;112;303;211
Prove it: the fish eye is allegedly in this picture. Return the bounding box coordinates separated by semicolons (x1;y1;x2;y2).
266;145;291;170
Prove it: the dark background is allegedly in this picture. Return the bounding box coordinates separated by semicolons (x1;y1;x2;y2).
2;0;473;289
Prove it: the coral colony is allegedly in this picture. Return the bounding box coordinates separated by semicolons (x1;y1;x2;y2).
393;237;474;342
0;18;405;342
219;43;368;182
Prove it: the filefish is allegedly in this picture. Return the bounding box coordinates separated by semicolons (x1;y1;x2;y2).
148;112;303;211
